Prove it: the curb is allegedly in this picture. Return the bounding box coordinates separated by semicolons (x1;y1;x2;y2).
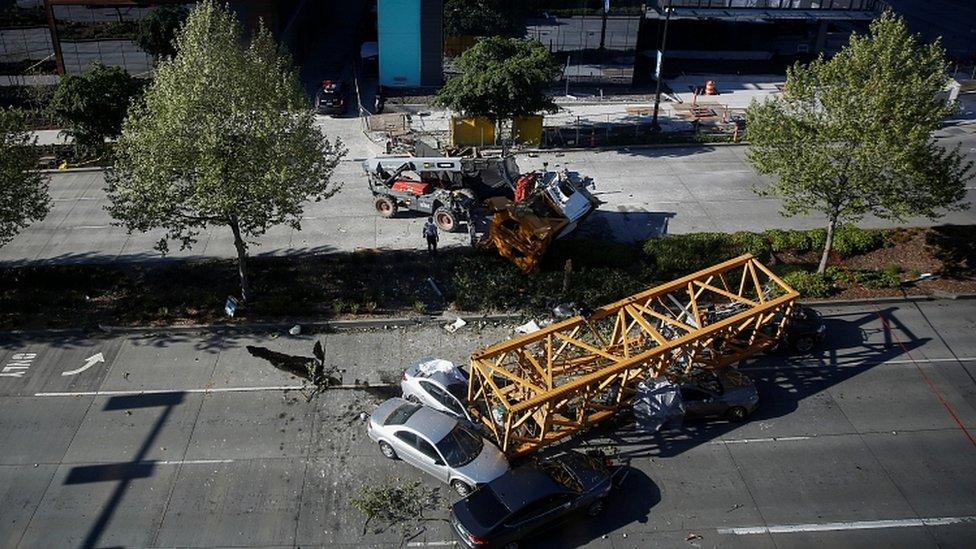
0;313;523;338
801;292;976;307
501;141;748;156
39;166;108;174
5;294;975;337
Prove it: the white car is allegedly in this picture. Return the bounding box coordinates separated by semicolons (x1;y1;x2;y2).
401;359;473;422
366;397;509;496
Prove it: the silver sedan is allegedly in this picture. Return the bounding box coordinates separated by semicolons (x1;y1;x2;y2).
367;397;509;496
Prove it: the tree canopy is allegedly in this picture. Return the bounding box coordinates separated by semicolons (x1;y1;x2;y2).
434;36;561;125
47;62;141;154
746;11;972;273
108;1;344;301
135;4;189;59
1;107;49;247
444;0;519;37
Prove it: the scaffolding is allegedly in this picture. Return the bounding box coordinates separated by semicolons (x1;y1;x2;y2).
467;254;798;456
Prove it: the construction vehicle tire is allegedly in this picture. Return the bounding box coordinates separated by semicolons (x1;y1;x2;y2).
434;207;457;232
374;195;397;218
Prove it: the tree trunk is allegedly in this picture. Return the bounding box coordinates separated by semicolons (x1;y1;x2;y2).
229;218;251;302
817;215;838;275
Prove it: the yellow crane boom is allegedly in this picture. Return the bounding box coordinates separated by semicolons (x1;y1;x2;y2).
467;254;799;456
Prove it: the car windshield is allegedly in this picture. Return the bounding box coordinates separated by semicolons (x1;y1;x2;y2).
435;425;483;467
384;403;421;426
445;383;467;403
465;487;508;528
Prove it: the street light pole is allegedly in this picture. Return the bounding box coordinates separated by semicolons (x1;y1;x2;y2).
650;2;673;132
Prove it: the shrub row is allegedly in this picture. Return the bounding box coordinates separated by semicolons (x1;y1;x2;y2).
643;225;891;278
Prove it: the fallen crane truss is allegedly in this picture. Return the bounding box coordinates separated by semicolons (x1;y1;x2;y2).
467;254;799;456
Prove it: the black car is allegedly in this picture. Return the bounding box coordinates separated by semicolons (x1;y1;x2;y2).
450;451;613;548
681;369;759;421
314;80;347;115
775;305;826;353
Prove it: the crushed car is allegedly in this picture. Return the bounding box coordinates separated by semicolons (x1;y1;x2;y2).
450;450;614;548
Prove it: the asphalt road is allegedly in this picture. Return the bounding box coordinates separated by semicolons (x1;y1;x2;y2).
2;117;974;266
1;298;975;548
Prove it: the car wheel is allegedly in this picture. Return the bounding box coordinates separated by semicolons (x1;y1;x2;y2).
374;195;397;218
451;480;473;497
727;406;748;422
434;207;457;232
379;441;398;460
793;335;815;354
587;498;607;517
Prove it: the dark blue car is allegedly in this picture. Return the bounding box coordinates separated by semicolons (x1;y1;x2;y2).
450;451;614;548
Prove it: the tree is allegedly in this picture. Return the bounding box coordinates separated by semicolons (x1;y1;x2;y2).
47;62;140;154
444;0;518;37
107;1;344;302
1;107;49;247
135;5;189;59
746;11;972;274
434;36;561;138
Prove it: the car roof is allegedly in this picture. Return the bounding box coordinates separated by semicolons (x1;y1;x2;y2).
487;466;567;511
403;404;458;442
407;359;467;390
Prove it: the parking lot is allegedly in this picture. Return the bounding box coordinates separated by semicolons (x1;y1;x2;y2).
2;299;976;548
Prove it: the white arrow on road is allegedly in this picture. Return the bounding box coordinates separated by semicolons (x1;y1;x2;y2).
61;352;104;376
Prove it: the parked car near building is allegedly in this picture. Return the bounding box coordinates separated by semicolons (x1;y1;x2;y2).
367;397;509;495
450;451;614;548
314;79;347;115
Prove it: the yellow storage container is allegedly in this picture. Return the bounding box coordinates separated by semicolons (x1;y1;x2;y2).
451;117;495;147
512;115;544;146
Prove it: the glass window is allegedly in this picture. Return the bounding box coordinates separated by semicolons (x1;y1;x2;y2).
435;425;484;467
415;437;441;462
423;381;465;415
385;403;421;425
466;487;508;529
507;494;570;524
395;430;418;447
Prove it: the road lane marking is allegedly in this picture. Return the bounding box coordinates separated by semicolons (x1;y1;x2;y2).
740;356;976;371
155;459;234;465
2;352;37;378
33;382;389;397
711;436;811;445
406;542;457;547
35;385;305;397
718;515;976;535
71;225;112;229
61;352;105;376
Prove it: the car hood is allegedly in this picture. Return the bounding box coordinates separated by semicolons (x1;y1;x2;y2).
454;442;510;485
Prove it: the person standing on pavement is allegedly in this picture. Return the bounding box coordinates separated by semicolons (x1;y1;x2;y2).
423;216;439;256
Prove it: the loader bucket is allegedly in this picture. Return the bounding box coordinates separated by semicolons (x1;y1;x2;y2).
483;197;568;273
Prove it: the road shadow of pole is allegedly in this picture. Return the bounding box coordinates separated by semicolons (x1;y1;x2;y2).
64;391;185;549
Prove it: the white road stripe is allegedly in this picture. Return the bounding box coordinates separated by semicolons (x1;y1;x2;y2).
711;436;811;445
406;542;456;547
155;459;234;465
740;356;976;371
71;225;112;229
718;516;976;535
34;383;386;397
35;385;305;397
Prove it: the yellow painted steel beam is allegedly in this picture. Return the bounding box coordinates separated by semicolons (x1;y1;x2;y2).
468;255;798;456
